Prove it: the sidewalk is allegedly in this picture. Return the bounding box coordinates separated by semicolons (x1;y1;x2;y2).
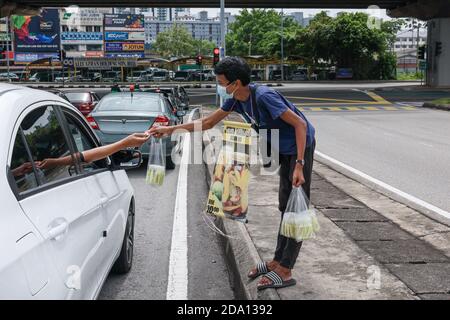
201;107;450;300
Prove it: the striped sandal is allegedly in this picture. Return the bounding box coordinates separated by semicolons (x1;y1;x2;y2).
257;271;297;290
247;262;269;279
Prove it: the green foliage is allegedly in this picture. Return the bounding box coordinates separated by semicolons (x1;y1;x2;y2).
226;9;303;57
153;24;216;58
226;10;403;80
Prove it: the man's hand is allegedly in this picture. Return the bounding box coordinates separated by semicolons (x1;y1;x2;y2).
147;126;173;138
292;165;305;187
37;158;59;170
121;133;151;148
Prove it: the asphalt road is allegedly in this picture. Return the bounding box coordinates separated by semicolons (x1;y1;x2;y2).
184;85;450;215
60;83;450;298
98;123;235;300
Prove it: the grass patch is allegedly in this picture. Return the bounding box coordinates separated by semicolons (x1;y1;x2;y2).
396;72;423;81
431;98;450;105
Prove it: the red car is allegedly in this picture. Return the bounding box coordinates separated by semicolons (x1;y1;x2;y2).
65;91;100;116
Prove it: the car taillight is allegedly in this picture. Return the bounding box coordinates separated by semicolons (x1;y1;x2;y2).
86;115;99;130
152;115;169;127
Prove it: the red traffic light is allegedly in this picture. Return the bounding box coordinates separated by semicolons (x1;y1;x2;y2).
213;48;220;55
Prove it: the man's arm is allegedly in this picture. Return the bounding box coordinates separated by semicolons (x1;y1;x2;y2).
279;108;308;187
148;109;230;137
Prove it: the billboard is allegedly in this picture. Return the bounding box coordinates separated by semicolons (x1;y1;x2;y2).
12;8;60;53
61;32;103;44
104;14;145;58
15;52;59;63
104;14;144;32
105;31;145;41
105;53;145;58
105;42;145;52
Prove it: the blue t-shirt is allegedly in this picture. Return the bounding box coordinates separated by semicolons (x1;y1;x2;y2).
221;84;315;155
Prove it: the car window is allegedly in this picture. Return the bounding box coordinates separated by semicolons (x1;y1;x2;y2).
10;131;39;193
66;92;92;102
96;94;163;112
18;106;74;188
64;111;108;173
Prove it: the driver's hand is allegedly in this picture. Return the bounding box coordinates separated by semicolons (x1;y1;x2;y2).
121;133;150;148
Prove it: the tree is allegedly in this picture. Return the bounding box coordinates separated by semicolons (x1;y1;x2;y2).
298;11;402;80
192;39;216;56
226;9;302;57
152;24;216;59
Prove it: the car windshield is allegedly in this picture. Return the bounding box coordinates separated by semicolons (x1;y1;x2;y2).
133;71;144;77
153;72;167;76
175;71;188;77
96;94;163;112
66;92;91;102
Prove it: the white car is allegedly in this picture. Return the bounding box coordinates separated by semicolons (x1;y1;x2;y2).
0;83;140;299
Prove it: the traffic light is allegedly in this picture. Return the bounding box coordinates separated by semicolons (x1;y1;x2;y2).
435;41;442;56
196;55;203;66
418;45;426;60
213;47;220;66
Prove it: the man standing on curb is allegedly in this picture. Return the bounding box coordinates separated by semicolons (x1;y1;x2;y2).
148;57;316;290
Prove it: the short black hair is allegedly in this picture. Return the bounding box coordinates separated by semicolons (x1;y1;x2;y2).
214;57;251;86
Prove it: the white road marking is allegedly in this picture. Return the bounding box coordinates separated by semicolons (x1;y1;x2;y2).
315;150;450;220
166;115;192;300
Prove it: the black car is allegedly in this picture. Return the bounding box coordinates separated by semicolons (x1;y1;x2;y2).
146;86;189;110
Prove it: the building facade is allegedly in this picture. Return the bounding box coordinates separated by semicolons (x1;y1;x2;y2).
60;8;112;58
145;11;228;47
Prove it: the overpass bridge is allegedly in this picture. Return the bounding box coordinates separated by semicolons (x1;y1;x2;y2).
1;0;450;20
1;0;449;87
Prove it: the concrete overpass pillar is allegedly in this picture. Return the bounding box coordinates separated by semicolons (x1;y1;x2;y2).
426;18;450;87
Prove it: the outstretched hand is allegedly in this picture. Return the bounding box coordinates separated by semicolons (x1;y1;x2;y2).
146;126;173;138
121;133;151;148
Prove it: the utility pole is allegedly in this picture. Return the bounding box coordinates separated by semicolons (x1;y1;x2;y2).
6;16;11;82
217;0;225;107
280;8;284;82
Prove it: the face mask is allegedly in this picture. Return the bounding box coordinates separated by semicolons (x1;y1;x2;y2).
217;82;237;100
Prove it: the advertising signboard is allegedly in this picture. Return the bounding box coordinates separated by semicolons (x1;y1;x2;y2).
61;32;103;44
12;8;60;53
105;52;145;58
75;58;137;68
104;14;144;32
105;31;145;41
104;14;145;58
105;42;145;52
15;52;59;63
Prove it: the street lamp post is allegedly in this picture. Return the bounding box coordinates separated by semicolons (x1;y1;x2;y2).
280;8;284;82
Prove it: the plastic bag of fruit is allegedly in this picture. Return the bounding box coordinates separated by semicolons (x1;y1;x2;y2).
145;136;165;186
280;187;320;241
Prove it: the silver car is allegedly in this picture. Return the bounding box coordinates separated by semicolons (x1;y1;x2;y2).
87;92;186;169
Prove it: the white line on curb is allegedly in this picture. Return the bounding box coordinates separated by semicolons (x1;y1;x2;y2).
315;150;450;221
166;110;198;300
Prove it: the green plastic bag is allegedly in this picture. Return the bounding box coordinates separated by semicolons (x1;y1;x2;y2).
280;187;320;242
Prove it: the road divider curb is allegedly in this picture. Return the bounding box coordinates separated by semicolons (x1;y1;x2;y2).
422;102;450;111
202;129;280;301
21;82;284;90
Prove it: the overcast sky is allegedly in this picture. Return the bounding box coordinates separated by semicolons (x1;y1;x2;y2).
190;8;391;19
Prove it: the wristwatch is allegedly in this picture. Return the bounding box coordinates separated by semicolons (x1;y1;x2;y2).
295;159;305;166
